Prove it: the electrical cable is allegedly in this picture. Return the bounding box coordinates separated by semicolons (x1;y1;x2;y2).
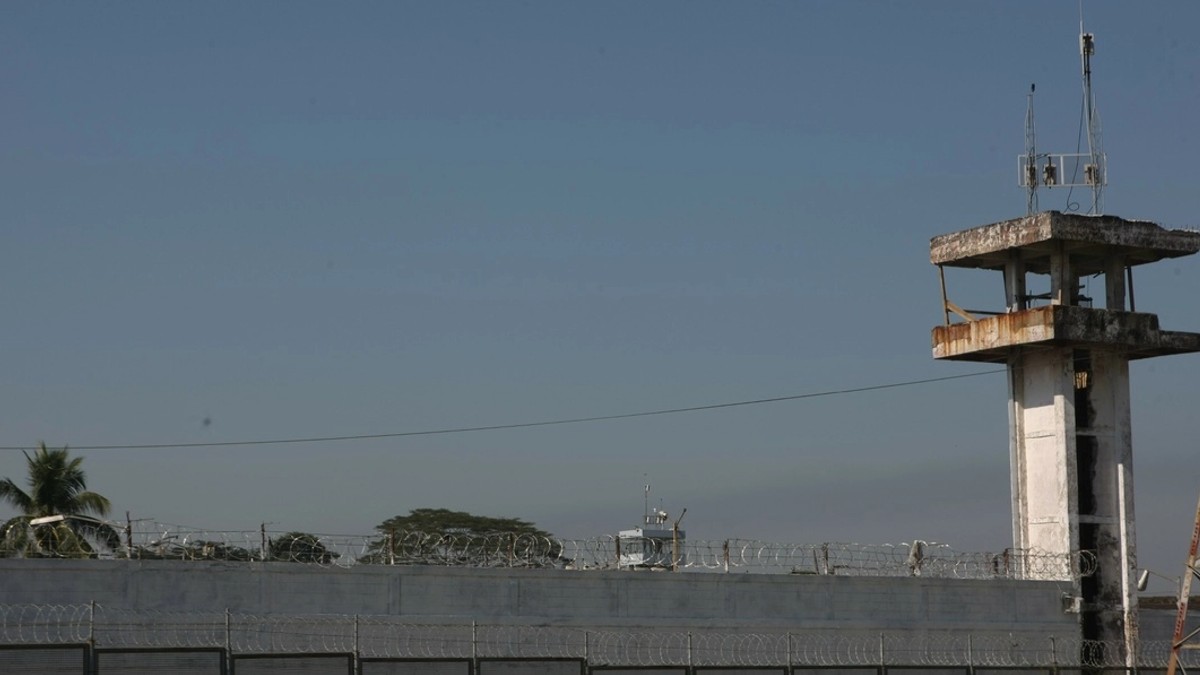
0;369;1004;451
1063;95;1085;213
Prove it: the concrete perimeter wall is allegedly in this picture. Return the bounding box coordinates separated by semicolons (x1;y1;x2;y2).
0;559;1077;635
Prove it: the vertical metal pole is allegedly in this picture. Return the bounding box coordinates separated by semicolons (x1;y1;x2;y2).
584;630;589;666
687;631;694;674
672;523;679;572
1117;462;1138;670
387;530;395;565
353;614;361;675
260;523;268;562
88;600;96;675
938;265;950;325
967;633;974;675
471;620;478;675
224;608;232;675
786;631;793;671
1050;635;1058;675
124;511;133;556
879;632;886;675
723;540;729;573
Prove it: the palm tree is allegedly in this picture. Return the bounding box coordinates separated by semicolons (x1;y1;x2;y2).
0;443;120;558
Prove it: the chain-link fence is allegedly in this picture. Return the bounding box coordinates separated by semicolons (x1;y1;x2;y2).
0;521;1097;581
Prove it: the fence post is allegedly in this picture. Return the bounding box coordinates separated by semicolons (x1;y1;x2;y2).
1049;636;1058;675
879;632;886;675
387;530;396;565
688;631;694;674
471;620;478;673
353;614;361;674
787;631;793;671
967;633;975;675
723;540;730;573
224;608;232;675
124;512;133;556
87;600;96;675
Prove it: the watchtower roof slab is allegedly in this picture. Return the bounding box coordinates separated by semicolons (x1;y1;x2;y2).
930;211;1200;276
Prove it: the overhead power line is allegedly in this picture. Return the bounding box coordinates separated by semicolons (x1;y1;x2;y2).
0;370;1003;451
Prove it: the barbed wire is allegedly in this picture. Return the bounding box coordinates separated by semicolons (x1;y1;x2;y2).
0;604;1194;668
0;522;1097;582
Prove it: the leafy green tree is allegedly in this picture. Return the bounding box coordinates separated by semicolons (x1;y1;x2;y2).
0;444;120;558
376;508;553;538
269;531;339;564
183;540;256;561
361;508;560;567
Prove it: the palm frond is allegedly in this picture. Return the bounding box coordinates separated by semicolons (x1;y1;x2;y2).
0;478;32;512
72;491;112;518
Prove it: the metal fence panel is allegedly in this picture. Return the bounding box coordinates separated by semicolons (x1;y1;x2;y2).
0;644;87;674
96;647;225;674
790;668;879;675
478;659;585;675
360;659;472;675
232;653;353;674
589;669;687;675
696;669;788;675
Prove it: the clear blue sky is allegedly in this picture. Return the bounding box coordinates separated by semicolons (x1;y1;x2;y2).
2;1;1198;581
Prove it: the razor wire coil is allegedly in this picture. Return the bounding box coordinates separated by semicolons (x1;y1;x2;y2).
3;522;1098;582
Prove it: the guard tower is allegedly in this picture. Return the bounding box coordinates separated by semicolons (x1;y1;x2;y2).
930;211;1200;661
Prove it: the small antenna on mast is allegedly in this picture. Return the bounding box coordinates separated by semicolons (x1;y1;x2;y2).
1025;84;1038;215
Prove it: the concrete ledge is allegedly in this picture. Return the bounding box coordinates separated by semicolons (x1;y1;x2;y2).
932;306;1200;362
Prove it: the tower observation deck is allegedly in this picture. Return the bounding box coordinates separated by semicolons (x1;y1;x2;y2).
931;210;1200;665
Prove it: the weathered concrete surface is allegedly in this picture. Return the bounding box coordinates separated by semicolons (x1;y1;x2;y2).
926;209;1200;660
932;306;1200;362
930;211;1200;274
0;559;1077;634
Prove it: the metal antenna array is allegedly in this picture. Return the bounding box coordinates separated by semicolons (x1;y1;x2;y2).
1018;12;1106;214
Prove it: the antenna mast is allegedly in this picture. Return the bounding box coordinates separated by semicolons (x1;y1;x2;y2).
1025;84;1038;215
1080;16;1104;214
643;480;650;525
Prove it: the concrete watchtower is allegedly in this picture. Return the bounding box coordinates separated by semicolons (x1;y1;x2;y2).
930;211;1200;659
